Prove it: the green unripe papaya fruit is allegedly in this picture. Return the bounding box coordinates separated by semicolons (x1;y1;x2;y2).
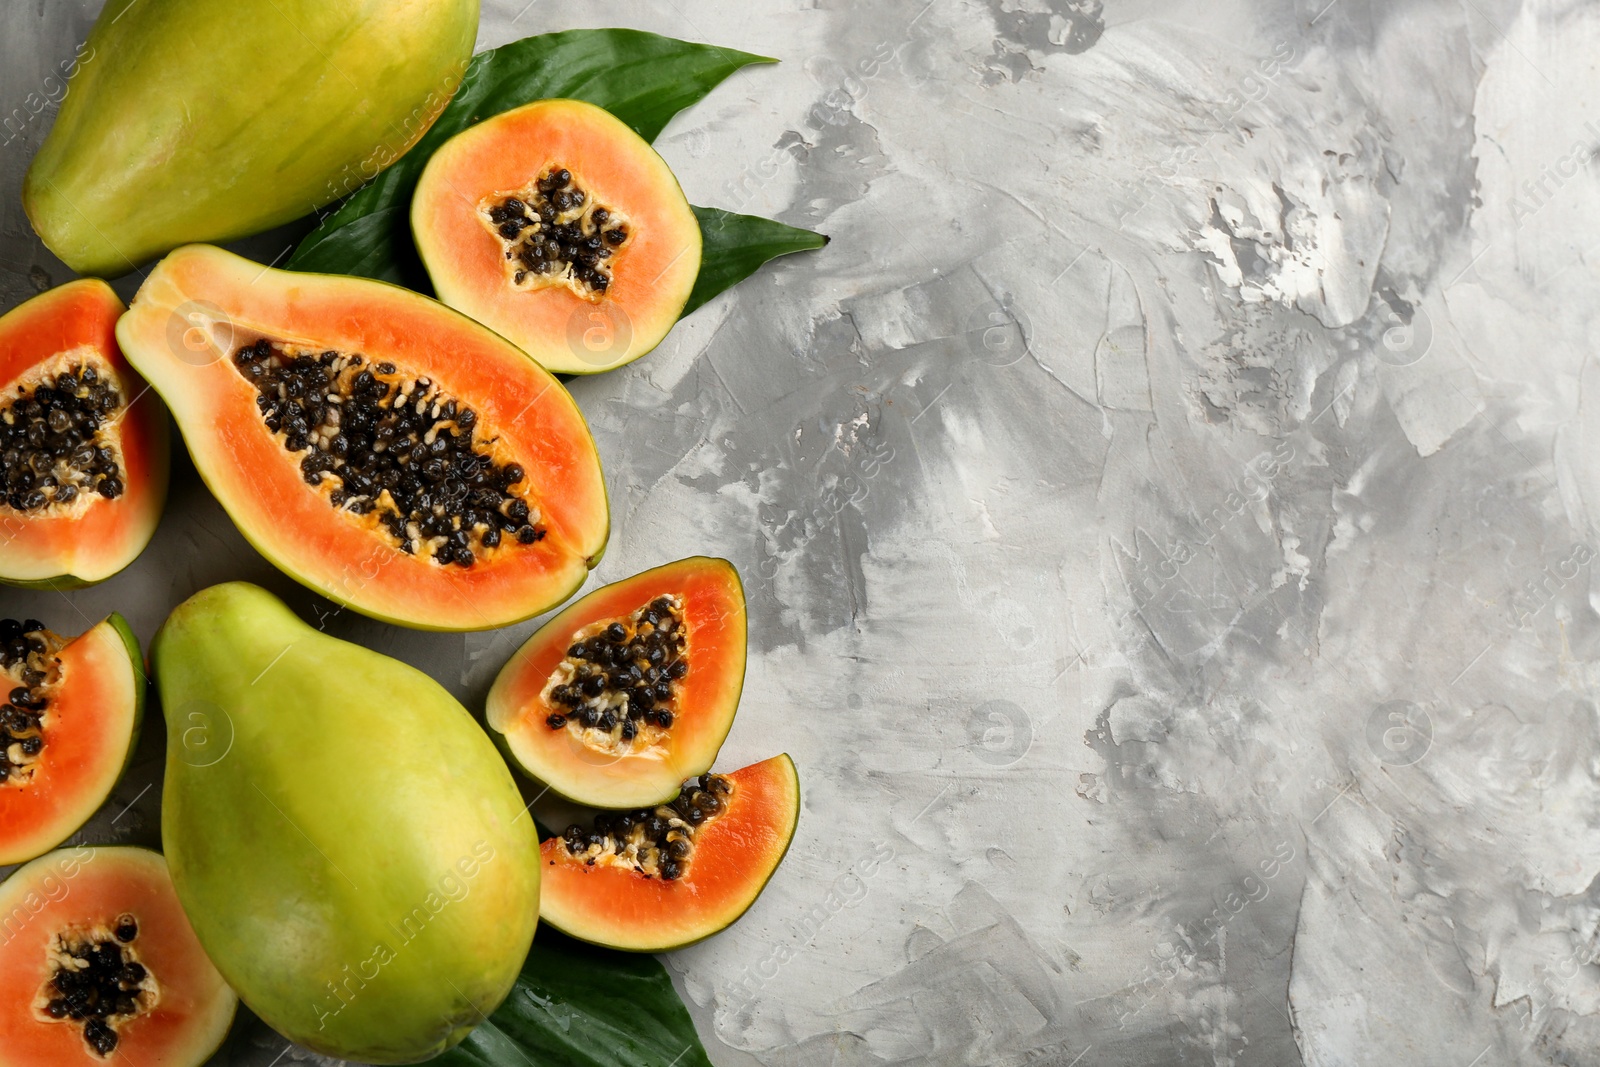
24;0;478;277
153;582;537;1064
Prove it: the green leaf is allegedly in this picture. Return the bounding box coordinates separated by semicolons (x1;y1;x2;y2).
424;931;714;1067
686;207;829;316
287;29;774;283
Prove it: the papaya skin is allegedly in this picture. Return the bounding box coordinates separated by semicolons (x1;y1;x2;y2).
24;0;478;277
154;583;539;1064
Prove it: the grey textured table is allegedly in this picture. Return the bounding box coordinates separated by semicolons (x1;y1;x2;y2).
6;1;1598;1064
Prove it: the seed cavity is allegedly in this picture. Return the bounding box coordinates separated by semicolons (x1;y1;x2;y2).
485;166;630;299
232;340;546;567
0;361;125;513
0;618;60;787
35;914;158;1058
557;773;733;880
542;595;687;750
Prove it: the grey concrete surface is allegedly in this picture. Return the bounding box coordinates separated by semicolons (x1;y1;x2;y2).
8;0;1600;1064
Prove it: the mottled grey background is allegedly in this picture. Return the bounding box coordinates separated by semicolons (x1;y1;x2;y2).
7;0;1600;1064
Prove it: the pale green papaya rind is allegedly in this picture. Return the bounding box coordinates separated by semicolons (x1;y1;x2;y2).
0;573;94;591
486;726;683;811
154;583;539;1064
24;0;479;277
544;754;801;953
102;612;147;783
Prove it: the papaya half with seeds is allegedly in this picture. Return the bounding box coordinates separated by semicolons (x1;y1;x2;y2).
0;846;237;1066
25;0;478;277
154;582;540;1063
0;613;144;867
116;244;609;631
0;281;168;589
541;755;800;952
413;98;702;375
487;557;746;808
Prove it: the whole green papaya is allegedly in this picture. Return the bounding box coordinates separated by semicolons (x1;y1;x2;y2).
154;582;538;1064
24;0;478;277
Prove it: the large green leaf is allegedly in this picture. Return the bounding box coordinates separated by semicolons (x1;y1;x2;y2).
687;207;829;316
425;931;714;1067
287;29;775;284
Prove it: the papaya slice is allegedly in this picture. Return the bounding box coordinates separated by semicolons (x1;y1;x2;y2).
0;614;144;867
0;280;168;589
116;244;609;631
539;755;800;952
0;846;236;1065
487;558;745;808
413;98;702;375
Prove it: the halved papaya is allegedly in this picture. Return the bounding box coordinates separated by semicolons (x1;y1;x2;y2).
413;98;702;375
0;280;168;589
0;846;236;1065
116;244;609;631
539;754;800;951
0;614;144;867
487;557;745;808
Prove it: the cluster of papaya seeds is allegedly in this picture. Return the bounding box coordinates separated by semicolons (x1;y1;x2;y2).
0;847;236;1065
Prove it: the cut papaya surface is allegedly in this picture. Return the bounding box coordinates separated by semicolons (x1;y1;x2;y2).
116;244;609;631
0;614;143;867
0;280;168;589
539;754;800;952
487;557;745;808
413;98;702;374
0;846;236;1066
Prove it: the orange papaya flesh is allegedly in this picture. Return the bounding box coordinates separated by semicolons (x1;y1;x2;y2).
488;557;745;808
0;846;236;1066
0;280;168;589
0;615;144;868
414;99;702;375
539;754;800;952
116;245;609;631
